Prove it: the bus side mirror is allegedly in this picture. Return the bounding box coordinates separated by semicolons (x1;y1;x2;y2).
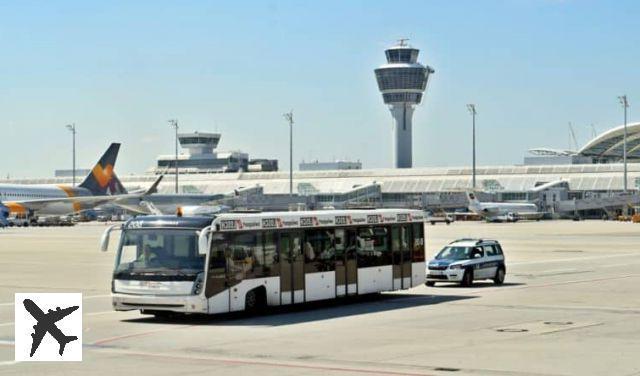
100;224;120;252
198;226;212;255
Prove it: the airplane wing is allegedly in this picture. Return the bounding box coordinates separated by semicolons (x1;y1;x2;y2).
29;325;47;357
46;306;79;323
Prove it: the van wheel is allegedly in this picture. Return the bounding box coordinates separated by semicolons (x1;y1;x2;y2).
425;281;435;287
245;288;266;313
494;267;505;285
461;270;473;287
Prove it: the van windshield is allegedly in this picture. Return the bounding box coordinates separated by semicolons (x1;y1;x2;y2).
435;246;473;260
115;229;204;276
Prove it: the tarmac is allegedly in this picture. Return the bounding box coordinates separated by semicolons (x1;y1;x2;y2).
0;220;639;375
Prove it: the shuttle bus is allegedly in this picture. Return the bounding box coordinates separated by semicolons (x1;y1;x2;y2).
100;209;426;315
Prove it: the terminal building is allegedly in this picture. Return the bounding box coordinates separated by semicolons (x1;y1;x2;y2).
526;122;640;165
4;122;640;218
299;160;362;171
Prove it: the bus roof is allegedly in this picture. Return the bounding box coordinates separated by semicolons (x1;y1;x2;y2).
212;208;425;232
123;215;213;230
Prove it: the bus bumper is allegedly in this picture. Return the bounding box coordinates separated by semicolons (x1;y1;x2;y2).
112;293;209;314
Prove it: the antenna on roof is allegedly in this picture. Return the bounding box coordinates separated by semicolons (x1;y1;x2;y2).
397;38;409;46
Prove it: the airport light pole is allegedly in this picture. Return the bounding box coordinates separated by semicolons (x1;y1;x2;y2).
618;95;629;193
168;119;179;194
284;111;294;197
467;104;477;189
65;123;76;187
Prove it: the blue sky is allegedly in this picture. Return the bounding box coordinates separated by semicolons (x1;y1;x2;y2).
1;0;638;178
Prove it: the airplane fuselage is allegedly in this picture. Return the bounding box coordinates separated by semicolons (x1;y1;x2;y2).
470;202;541;221
0;184;93;215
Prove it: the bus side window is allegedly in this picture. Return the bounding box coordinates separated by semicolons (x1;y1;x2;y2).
411;223;425;262
334;229;346;266
391;226;401;252
356;227;373;267
304;229;335;273
263;232;278;276
373;226;391;266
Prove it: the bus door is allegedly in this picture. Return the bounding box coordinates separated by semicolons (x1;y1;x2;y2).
335;228;357;297
392;225;413;289
205;233;231;313
279;232;304;304
391;226;402;289
400;225;412;289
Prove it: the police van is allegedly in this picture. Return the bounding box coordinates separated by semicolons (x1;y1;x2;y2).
426;238;505;286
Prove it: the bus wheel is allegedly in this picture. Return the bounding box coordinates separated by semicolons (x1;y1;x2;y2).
425;281;435;287
461;270;473;287
245;288;266;313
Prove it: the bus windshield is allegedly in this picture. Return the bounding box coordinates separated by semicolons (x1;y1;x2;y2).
115;229;204;276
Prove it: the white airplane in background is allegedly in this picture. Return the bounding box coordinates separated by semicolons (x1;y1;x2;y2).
0;143;161;217
466;192;543;222
0;202;8;227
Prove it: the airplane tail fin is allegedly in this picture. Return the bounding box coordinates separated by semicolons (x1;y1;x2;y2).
465;191;481;211
466;191;480;204
143;175;163;196
79;143;127;195
58;335;78;356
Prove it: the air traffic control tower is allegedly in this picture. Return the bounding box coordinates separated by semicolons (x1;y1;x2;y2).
375;40;434;168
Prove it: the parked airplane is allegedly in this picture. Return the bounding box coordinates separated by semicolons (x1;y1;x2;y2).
466;192;543;222
114;184;260;215
0;143;160;217
22;299;79;357
0;202;8;227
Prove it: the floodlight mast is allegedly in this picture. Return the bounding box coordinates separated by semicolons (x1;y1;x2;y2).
168;119;179;194
618;95;629;193
467;104;477;189
65;124;76;187
284;111;294;197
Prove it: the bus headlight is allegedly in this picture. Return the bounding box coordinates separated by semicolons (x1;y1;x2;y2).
192;272;204;295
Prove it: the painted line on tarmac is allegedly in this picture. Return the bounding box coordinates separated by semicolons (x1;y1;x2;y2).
509;253;638;266
0;309;118;327
93;348;436;376
0;261;107;266
92;325;192;346
0;361;16;366
0;294;111;307
460;273;640;297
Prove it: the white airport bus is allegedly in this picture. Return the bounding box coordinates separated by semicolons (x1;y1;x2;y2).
100;209;426;315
